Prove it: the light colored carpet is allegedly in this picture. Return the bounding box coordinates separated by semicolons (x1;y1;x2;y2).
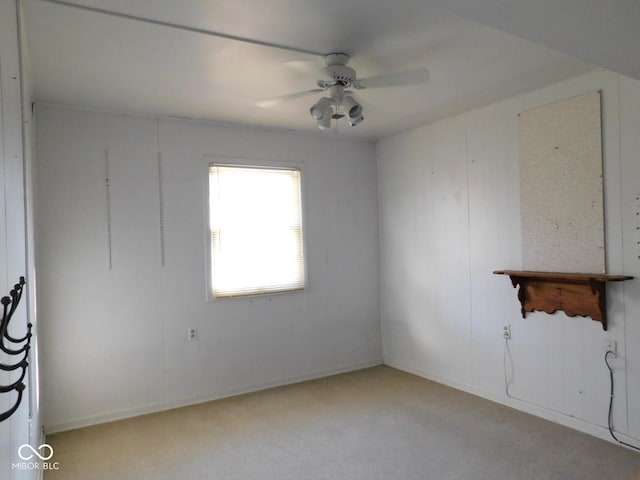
45;366;640;480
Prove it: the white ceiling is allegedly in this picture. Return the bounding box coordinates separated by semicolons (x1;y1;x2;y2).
428;0;640;83
22;0;634;140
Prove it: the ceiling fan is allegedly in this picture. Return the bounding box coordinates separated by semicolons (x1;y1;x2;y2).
38;0;431;130
258;53;431;129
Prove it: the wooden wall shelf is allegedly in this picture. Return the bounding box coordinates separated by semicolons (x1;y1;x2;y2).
493;270;633;330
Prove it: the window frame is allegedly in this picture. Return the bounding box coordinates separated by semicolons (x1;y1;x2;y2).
205;157;308;300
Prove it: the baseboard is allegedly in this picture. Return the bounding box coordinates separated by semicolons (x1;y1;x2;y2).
45;358;383;434
384;359;640;450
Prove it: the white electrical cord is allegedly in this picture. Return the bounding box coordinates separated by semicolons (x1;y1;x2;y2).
502;341;640;450
605;351;640;451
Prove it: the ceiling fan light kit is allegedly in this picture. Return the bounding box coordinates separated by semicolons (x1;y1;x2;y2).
317;112;332;130
342;95;363;119
309;84;365;129
348;115;364;127
310;97;333;120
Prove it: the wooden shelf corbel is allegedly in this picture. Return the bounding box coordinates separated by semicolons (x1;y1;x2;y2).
493;270;633;330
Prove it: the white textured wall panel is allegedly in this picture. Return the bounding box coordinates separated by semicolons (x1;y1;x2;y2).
518;91;605;273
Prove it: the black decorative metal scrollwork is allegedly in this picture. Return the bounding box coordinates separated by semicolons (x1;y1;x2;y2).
0;277;31;422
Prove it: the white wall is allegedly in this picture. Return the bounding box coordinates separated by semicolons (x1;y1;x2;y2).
378;69;640;444
0;0;40;478
35;105;381;432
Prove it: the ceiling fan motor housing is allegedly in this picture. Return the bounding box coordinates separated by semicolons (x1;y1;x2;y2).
318;65;357;87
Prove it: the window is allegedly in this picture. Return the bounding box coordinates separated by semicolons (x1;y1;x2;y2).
208;163;305;297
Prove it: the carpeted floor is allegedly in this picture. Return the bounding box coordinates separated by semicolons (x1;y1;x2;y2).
45;366;640;479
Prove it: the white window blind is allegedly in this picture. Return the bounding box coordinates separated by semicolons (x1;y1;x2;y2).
209;164;305;297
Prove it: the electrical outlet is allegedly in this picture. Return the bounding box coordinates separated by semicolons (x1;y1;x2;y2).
188;327;198;342
605;338;617;356
503;325;511;340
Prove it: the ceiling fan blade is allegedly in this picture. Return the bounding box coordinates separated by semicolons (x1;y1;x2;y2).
285;60;333;82
257;89;324;108
353;68;430;89
38;0;325;57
